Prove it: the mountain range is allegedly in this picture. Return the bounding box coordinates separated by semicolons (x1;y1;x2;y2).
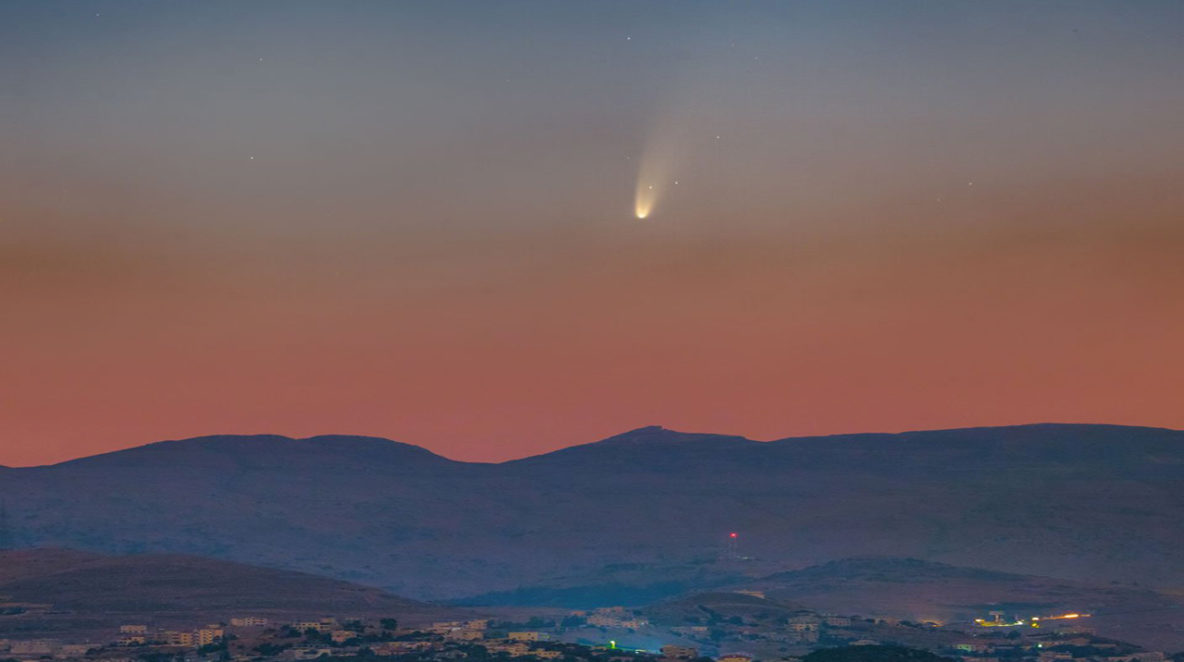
0;423;1180;603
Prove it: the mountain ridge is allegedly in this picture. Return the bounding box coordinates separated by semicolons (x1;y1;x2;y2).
16;421;1182;469
0;423;1180;600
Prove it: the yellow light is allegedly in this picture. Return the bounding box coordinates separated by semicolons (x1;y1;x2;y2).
634;189;654;219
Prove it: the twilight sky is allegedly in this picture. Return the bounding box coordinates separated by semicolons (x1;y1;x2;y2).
2;1;1183;467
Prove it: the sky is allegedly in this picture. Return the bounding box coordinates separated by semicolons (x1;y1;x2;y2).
2;1;1182;467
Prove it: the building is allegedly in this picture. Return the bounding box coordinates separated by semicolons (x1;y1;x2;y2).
292;619;335;633
508;632;548;642
196;626;225;646
163;631;195;647
587;607;648;628
118;624;149;644
486;641;532;656
119;625;148;635
661;645;700;659
230;617;270;627
429;621;464;634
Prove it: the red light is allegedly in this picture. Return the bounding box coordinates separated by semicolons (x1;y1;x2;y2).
729;532;738;538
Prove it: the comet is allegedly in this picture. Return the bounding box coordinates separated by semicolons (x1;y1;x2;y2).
632;111;684;220
635;184;656;219
634;161;666;219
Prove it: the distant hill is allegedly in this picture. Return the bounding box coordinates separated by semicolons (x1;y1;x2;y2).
0;548;457;639
737;557;1184;651
642;589;814;626
0;424;1181;602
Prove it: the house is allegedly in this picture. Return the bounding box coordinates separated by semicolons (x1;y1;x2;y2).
662;645;700;659
445;629;484;641
508;632;548;642
292;620;335;633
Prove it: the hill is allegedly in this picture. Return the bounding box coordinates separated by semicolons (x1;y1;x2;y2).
0;548;456;639
739;557;1184;651
0;424;1181;602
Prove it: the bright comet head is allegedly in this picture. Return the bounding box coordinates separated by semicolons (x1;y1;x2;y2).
634;181;657;219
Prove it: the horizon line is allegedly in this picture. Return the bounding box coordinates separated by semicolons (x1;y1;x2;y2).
2;420;1179;470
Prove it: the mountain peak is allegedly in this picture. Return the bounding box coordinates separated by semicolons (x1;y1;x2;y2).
503;425;758;468
594;425;751;445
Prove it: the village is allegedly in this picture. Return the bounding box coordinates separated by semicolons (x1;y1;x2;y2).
0;601;1172;662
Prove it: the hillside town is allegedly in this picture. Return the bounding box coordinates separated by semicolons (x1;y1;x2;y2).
0;601;1175;662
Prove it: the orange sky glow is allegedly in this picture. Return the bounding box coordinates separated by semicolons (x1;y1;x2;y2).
2;2;1182;466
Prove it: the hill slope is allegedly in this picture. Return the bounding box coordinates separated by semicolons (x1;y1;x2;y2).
741;557;1184;649
0;548;457;639
0;424;1181;601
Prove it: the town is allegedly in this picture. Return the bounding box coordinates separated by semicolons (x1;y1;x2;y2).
1;600;1174;662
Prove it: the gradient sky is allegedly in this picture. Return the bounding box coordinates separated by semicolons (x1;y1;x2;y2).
2;1;1183;467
